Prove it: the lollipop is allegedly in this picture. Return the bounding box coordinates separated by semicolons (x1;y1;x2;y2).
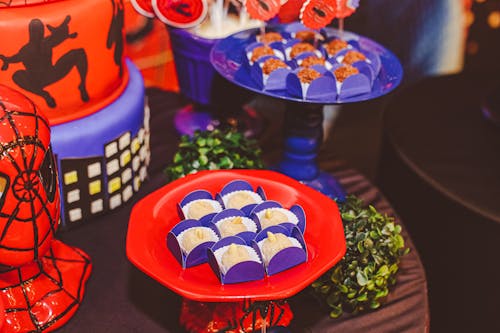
299;0;336;30
334;0;360;19
245;0;282;21
131;0;155;18
152;0;209;28
300;0;360;30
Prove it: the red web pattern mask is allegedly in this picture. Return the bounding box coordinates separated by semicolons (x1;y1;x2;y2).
0;84;59;267
0;85;91;333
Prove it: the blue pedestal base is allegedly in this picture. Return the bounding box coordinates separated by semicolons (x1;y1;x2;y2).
301;171;346;202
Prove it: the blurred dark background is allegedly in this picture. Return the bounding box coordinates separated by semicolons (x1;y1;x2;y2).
325;1;500;332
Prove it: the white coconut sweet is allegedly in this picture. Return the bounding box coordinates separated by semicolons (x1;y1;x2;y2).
183;199;222;220
177;227;219;254
223;190;263;210
214;243;261;274
256;208;299;230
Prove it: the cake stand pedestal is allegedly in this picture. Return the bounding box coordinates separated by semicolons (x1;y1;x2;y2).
126;170;346;333
210;25;403;200
277;101;345;200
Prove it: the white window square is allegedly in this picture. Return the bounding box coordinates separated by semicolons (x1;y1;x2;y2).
87;162;102;178
139;146;147;161
132;156;140;172
67;189;80;204
110;194;122;210
139;166;147;182
121;168;132;184
69;208;82;222
119;132;131;150
91;199;104;214
106;159;119;175
138;128;145;144
144;109;151;132
105;142;118;158
122;185;133;202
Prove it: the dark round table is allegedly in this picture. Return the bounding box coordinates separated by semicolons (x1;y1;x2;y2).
383;74;500;224
56;89;429;332
379;73;500;333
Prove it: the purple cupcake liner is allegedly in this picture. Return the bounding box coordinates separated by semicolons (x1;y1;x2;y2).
208;236;265;284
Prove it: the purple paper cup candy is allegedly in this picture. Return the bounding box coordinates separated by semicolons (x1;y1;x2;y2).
211;209;258;243
217;179;266;211
167;219;220;268
178;189;223;224
331;64;372;100
249;56;293;92
208;236;265;284
251;200;306;233
245;42;285;66
253;225;307;276
286;66;337;101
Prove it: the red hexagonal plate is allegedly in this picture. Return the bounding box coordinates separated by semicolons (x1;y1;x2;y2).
126;170;346;302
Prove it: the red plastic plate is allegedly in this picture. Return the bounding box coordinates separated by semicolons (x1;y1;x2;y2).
126;170;346;302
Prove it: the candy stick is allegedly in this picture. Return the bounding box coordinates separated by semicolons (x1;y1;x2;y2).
213;0;224;35
223;0;230;20
338;17;344;38
239;5;246;26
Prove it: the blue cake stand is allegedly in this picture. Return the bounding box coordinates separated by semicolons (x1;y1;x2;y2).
210;25;403;201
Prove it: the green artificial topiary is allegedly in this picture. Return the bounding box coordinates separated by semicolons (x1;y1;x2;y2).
312;195;410;318
165;128;265;181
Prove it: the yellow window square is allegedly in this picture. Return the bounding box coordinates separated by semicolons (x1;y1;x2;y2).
133;176;141;192
108;177;121;194
64;171;78;185
120;150;131;167
89;180;101;195
131;138;140;154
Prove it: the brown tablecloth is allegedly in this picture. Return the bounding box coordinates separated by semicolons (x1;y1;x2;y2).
57;89;428;332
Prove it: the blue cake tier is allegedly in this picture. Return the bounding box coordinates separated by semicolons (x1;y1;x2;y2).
51;59;150;226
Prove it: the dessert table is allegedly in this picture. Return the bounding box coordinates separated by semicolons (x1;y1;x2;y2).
378;73;500;332
57;89;429;332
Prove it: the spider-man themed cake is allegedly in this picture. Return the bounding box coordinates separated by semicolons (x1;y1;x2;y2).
0;0;150;226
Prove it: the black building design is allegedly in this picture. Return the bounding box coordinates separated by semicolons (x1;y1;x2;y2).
59;112;150;226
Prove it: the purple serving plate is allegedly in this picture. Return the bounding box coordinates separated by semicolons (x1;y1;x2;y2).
210;24;403;104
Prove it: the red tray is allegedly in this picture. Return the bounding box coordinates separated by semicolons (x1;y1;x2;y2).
126;170;346;302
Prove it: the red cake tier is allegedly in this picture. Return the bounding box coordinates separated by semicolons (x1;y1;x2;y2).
0;0;128;125
0;0;62;8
